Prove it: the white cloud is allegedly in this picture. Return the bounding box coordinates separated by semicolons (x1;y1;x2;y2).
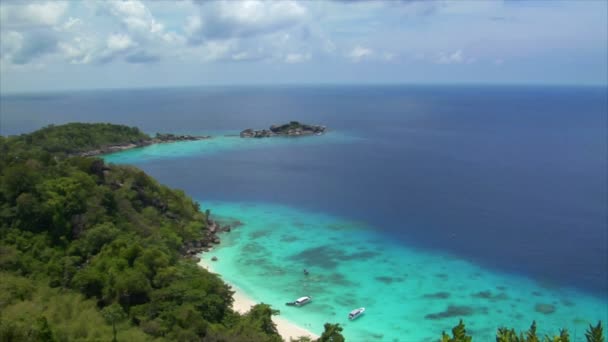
107;34;135;52
0;2;69;65
348;45;373;62
59;37;93;64
285;52;311;64
435;49;475;64
185;15;202;37
437;49;463;64
0;29;59;65
62;17;83;31
187;0;307;42
0;31;24;56
93;0;184;63
192;40;235;62
106;0;164;35
0;1;68;28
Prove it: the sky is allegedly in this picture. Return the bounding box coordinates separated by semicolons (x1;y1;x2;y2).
0;0;607;93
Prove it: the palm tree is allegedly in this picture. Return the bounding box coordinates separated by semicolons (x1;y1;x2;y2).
585;322;605;342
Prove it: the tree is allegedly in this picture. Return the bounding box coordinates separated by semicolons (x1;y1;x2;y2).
585;321;604;342
101;304;126;342
521;321;539;342
441;320;472;342
34;316;55;342
247;304;280;336
318;323;345;342
543;329;570;342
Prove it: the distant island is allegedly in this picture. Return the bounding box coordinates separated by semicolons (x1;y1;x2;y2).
10;122;211;158
240;121;326;138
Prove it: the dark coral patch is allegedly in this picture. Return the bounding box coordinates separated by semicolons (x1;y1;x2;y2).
424;305;475;320
375;276;405;284
241;242;268;256
435;273;449;280
535;303;557;314
334;296;357;307
327;273;354;287
375;276;394;284
280;235;298;242
471;290;509;301
423;292;451;299
561;298;575;307
249;229;272;239
473;290;493;298
289;245;379;269
494;293;509;301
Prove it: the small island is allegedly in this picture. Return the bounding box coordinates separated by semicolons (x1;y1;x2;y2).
240;121;326;138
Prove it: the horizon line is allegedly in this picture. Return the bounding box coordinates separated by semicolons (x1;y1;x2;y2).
2;81;607;96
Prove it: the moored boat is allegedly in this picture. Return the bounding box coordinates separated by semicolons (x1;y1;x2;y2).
348;307;365;320
285;296;312;306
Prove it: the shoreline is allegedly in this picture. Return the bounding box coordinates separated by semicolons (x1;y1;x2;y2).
78;134;211;157
198;257;319;342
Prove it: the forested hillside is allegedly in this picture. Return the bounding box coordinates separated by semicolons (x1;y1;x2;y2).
6;122;150;155
0;124;285;341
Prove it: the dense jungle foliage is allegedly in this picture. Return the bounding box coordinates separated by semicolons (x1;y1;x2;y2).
0;124;287;341
9;122;150;155
441;320;604;342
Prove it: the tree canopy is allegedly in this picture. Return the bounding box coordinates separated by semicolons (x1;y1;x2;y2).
3;122;149;155
0;123;285;341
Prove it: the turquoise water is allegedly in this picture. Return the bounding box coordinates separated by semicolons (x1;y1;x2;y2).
102;133;608;341
199;201;607;342
103;131;358;164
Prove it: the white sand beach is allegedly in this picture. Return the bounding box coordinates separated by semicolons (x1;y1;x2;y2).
198;258;319;342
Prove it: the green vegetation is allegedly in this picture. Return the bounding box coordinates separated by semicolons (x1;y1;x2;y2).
441;319;472;342
442;320;604;342
4;122;150;155
586;322;605;342
0;123;295;341
318;323;345;342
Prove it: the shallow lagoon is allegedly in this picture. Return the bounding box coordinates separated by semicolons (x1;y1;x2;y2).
200;201;607;342
104;131;358;164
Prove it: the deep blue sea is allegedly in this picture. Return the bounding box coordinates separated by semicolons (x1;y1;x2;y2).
2;85;607;339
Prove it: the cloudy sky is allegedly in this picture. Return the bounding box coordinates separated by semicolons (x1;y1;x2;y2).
1;0;606;93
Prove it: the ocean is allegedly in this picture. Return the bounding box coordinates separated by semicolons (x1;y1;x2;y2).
2;85;607;340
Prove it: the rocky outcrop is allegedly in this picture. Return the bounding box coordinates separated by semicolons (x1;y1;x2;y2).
76;133;211;157
153;133;210;143
183;214;238;260
240;121;326;138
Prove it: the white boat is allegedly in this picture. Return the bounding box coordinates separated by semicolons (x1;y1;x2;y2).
348;307;365;320
286;296;312;307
